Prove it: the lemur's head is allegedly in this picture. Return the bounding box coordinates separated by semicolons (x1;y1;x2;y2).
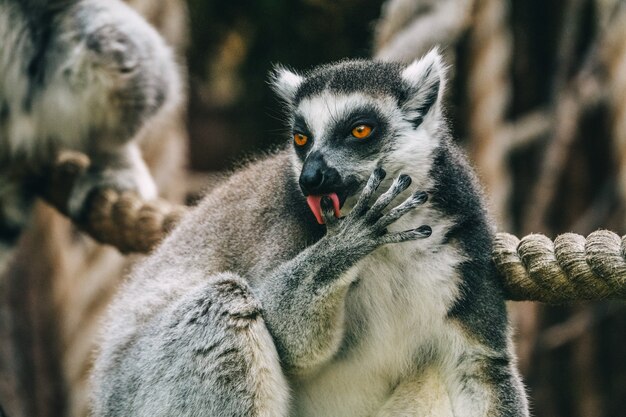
39;0;181;146
271;49;446;223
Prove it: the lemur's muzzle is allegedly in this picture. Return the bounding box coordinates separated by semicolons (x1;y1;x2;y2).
299;152;343;224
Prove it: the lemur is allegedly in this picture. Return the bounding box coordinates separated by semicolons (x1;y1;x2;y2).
0;0;179;262
91;50;529;417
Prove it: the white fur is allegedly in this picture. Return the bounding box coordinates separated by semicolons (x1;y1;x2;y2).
271;66;304;104
401;47;445;88
374;366;455;416
291;199;468;416
400;48;447;125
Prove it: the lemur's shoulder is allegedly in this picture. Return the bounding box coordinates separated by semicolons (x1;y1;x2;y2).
156;150;324;278
428;137;495;247
198;149;317;229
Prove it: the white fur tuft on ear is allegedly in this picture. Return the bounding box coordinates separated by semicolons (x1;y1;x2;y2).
400;48;446;126
270;66;304;105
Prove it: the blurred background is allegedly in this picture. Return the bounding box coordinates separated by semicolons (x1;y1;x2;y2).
1;0;625;416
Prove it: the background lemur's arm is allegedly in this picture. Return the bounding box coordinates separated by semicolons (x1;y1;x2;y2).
256;169;430;372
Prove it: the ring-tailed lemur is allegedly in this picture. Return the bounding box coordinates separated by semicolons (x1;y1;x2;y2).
91;50;529;416
0;0;179;257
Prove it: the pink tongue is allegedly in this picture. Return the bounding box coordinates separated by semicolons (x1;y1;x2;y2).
306;193;341;224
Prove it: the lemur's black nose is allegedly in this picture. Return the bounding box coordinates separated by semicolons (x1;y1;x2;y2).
299;152;341;195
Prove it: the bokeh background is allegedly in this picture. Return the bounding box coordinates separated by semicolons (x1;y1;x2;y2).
1;0;625;416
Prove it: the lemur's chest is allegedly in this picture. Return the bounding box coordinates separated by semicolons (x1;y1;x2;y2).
345;208;465;356
291;220;465;417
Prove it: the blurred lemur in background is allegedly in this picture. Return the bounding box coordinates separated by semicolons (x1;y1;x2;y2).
92;49;529;417
0;0;180;264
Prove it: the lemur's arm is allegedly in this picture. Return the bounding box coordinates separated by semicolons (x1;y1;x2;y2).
255;168;430;373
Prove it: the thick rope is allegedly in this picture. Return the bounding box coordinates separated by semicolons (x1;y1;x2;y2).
493;231;626;302
39;153;626;301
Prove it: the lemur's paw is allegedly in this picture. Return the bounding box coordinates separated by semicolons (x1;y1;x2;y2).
322;168;431;248
67;167;157;220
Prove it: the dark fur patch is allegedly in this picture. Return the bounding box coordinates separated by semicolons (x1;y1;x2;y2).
293;104;390;163
323;105;390;159
408;79;439;129
294;60;409;105
153;81;166;110
416;78;439;116
0;100;9;123
22;4;60;111
0;223;22;245
293;114;311;135
427;139;508;350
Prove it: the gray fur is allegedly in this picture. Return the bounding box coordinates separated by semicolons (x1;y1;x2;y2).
0;0;180;244
92;51;528;416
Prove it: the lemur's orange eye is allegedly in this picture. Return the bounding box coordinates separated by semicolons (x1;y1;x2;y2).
352;124;372;139
294;133;308;146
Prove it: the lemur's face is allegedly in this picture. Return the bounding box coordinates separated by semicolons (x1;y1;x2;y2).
272;50;445;222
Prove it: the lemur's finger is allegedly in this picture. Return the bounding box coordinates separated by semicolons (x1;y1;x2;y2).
321;196;339;227
366;174;412;222
376;191;428;228
380;225;432;244
352;167;386;217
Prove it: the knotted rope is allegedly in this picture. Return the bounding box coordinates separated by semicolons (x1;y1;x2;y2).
39;153;626;301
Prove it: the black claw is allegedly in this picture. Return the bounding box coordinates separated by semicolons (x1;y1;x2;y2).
413;191;428;205
374;167;386;181
415;225;432;237
397;174;412;189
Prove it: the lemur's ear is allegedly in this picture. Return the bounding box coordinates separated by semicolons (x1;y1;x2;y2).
270;65;304;105
400;48;446;127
